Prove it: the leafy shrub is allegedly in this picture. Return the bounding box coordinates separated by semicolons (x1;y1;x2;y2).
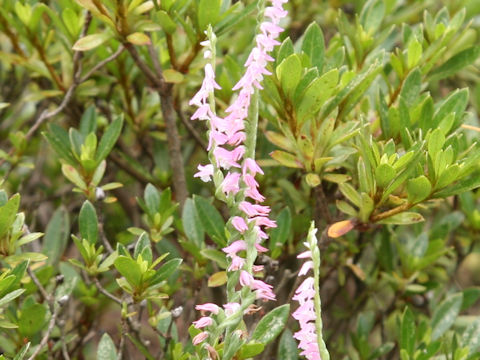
0;0;480;359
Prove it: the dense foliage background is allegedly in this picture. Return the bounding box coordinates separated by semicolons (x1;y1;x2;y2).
1;0;480;359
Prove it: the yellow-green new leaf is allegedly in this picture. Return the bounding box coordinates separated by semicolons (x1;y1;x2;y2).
73;33;111;51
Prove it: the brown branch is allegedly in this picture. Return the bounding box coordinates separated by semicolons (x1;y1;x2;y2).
0;12;26;57
369;202;412;223
175;101;208;149
179;41;202;74
94;277;124;305
166;33;178;70
124;43;188;209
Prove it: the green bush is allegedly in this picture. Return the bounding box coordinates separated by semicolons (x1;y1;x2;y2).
0;0;480;359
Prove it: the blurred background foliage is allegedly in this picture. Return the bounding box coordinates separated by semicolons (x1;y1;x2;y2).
1;0;480;359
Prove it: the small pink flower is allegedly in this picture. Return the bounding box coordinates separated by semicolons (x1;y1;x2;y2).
223;302;241;316
252;265;264;273
221;172;241;195
232;216;248;233
192;331;209;345
195;303;220;315
299;261;313;276
214;146;245;169
239;270;253;287
223;240;247;256
193;316;213;329
194;164;214;182
229;254;246;271
297;250;312;259
251;216;277;228
243;158;264;176
255;243;269;253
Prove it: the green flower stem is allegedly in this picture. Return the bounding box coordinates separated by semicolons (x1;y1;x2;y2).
310;222;330;360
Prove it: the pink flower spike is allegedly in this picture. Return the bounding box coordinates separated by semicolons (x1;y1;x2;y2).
193;316;213;329
192;331;209;345
232;216;248;233
195;303;220;315
194;164;214;182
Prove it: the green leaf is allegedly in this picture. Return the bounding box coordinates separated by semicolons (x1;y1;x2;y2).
207;271;227;287
194;196;227;246
276;37;294;66
251;304;290;344
339;183;362;207
270;150;302;168
430;46;480;81
134;232;152;263
79;201;98;244
198;0;221;30
96;115;123;163
432;88;468;127
269;207;291;258
0;194;20;239
461;288;480;311
431;292;463;341
80;106;98;136
150;258;182;285
407;39;422;69
61;164;87;190
359;0;385;33
377;212;424;225
13;343;30;360
19;303;48;337
144;183;160;215
461;318;480;353
400;68;422;107
375;163;396;188
276;54;302;97
43;206;70;265
406;175;432;203
126;32;151;45
238;342;265;359
400;307;415;356
296;69;339;124
302;22;325;72
43;124;76;165
428;129;445;159
114;256;142;287
97;333;117;360
72;33;111;51
278;329;299;360
156;10;177;34
200;249;227;269
0;289;25;307
182;198;204;248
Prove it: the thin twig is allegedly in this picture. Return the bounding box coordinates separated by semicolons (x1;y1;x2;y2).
27;267;51;304
79;45;125;83
27;305;60;360
94;278;123;305
175;101;208;149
